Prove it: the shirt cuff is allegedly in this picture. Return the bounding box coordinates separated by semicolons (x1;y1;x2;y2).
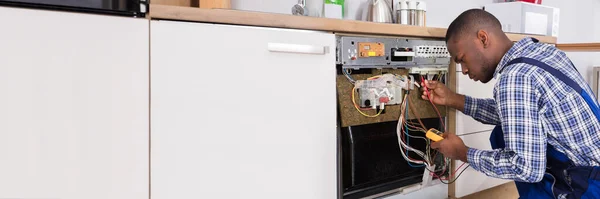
463;96;477;116
467;147;483;171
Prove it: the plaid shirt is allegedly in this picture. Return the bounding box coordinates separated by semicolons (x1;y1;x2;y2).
463;38;600;183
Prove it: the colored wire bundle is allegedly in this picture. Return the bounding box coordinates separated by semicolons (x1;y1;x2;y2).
397;78;469;184
346;70;469;184
342;69;356;84
396;93;431;166
351;86;383;117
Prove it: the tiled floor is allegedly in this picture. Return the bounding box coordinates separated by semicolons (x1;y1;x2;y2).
461;182;519;199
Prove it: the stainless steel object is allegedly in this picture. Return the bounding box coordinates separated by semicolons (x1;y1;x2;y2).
292;0;308;16
416;1;426;26
396;1;408;25
366;0;393;23
407;1;417;25
336;35;450;69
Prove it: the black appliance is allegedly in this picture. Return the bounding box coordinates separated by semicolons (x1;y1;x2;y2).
0;0;147;17
339;118;443;199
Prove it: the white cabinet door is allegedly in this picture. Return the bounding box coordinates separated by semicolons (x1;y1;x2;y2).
0;7;149;199
151;21;337;199
454;131;510;198
455;69;497;135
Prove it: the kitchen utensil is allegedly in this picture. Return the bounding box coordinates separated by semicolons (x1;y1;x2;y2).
396;1;408;24
407;0;417;25
366;0;393;23
416;1;426;26
292;0;308;16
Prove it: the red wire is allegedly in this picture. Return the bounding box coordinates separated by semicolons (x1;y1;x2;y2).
421;76;447;131
429;99;447;131
435;162;467;180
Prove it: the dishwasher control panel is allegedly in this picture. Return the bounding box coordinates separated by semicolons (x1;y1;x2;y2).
336;35;451;69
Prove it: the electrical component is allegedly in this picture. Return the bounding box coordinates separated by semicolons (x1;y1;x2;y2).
414;45;450;58
355;74;410;110
426;128;444;142
358;42;385;57
421;164;437;187
336;35;451;68
391;47;415;62
408;67;448;75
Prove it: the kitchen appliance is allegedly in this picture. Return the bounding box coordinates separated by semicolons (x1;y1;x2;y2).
0;0;147;17
292;0;308;16
336;36;450;69
483;2;559;37
341;119;442;198
365;0;393;23
336;35;450;198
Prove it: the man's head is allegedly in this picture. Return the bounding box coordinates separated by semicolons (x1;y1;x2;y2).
446;9;512;83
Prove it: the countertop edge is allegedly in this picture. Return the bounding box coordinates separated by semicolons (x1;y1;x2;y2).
149;4;557;44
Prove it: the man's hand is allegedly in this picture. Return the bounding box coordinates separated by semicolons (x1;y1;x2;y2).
431;133;469;162
421;80;466;112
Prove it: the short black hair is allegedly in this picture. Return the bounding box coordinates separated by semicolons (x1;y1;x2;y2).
445;9;503;43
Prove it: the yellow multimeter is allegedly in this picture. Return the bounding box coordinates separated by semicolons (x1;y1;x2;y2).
426;128;444;142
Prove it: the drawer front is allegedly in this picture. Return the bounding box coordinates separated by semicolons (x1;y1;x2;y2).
454;131;510;198
455;70;497;135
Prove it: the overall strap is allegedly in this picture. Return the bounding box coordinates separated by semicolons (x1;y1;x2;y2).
503;57;600;123
492;56;600;199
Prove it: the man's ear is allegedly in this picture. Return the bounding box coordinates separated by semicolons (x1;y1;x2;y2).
477;30;489;48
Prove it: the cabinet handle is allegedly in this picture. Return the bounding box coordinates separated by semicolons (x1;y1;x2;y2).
267;43;328;55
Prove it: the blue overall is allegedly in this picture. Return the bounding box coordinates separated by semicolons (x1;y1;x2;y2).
489;57;600;199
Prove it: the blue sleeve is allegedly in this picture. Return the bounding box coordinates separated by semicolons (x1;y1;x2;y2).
466;73;546;183
463;96;501;126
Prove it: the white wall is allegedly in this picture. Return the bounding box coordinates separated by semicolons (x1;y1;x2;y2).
542;0;600;84
596;0;600;42
231;1;600;199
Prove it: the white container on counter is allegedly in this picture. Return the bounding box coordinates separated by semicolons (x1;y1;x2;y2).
396;1;408;25
323;0;344;19
407;1;417;25
416;1;426;26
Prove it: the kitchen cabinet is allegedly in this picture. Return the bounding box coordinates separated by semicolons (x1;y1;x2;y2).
454;131;510;198
0;6;149;199
150;20;337;199
453;65;508;198
455;68;497;135
385;184;448;199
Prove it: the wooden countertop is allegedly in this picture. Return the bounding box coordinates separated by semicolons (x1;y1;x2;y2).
149;4;557;44
555;43;600;52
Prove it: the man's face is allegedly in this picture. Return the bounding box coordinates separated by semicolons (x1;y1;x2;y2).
447;35;495;83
